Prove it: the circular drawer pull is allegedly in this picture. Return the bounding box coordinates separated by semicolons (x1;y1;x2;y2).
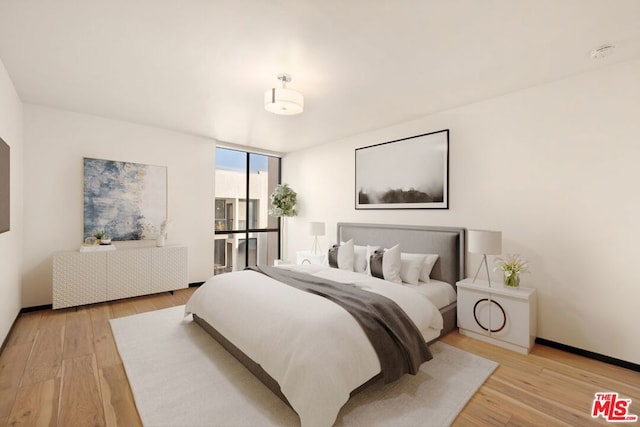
473;298;507;333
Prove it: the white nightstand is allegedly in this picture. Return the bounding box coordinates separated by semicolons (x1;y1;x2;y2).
456;278;537;354
296;250;325;265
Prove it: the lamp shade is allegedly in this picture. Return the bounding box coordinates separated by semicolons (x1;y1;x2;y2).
264;88;304;115
467;229;502;255
309;222;325;237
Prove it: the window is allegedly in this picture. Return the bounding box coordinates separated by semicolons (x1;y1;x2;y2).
214;147;280;274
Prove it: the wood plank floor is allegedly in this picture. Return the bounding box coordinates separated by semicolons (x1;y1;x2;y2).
1;288;638;426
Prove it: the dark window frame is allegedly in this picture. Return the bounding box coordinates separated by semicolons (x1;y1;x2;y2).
214;148;281;269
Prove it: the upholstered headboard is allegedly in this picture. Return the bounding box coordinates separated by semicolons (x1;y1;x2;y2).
337;223;466;289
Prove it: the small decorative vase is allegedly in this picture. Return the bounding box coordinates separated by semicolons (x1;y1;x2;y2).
504;272;520;288
156;235;165;247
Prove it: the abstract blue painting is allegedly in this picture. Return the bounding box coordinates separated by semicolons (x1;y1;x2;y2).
83;158;167;241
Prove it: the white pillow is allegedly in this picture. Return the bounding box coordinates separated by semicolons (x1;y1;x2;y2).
369;244;401;284
419;254;439;283
327;239;354;271
398;252;439;282
400;253;427;285
353;244;368;273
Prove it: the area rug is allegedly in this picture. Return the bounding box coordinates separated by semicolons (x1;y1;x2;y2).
110;306;498;427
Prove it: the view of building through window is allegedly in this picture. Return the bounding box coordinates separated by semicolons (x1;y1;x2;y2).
214;147;280;274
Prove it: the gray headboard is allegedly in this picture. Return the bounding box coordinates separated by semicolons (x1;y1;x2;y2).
337;223;466;289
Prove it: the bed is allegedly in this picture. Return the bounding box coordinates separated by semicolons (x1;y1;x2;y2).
185;223;465;427
337;222;465;339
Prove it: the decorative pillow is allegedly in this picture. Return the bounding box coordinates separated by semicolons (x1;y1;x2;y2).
353;244;368;273
369;244;401;283
400;253;427;285
419;254;440;283
327;239;354;271
364;245;381;274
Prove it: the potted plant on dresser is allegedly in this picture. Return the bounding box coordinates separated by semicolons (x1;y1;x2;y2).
94;230;111;245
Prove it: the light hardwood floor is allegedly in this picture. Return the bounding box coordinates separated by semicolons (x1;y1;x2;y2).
1;288;638;426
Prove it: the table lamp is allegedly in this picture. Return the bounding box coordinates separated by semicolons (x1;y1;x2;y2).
468;229;502;287
309;222;325;255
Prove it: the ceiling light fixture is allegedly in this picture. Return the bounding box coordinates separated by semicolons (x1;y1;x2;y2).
264;74;304;115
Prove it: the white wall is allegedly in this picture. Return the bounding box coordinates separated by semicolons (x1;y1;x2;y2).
284;59;640;365
23;105;216;307
0;58;23;344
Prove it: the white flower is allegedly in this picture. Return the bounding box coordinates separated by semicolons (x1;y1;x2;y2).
160;219;173;236
494;254;530;275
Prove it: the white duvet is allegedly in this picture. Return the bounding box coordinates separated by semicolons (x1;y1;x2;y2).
185;265;443;427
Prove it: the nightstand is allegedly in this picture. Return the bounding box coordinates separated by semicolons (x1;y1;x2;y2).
456;278;537;354
296;250;325;265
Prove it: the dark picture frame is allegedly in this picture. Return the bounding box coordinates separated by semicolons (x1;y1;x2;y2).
355;129;449;210
0;137;9;233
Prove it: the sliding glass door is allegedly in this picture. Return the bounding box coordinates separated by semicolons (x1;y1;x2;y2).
214;148;280;274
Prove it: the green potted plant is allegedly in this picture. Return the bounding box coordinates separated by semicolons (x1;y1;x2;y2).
94;230;111;245
269;183;298;217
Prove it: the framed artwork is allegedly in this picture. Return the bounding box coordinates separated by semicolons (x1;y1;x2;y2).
0;137;9;233
355;129;449;209
83;157;167;241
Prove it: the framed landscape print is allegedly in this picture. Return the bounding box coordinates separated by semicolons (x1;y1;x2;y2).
355;129;449;209
83;157;167;241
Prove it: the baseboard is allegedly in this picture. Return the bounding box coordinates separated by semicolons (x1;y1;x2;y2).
535;337;639;373
21;304;53;313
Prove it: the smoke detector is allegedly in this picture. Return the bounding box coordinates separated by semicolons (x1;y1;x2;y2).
590;44;616;60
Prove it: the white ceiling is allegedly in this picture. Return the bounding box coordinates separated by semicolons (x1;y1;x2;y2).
0;1;639;153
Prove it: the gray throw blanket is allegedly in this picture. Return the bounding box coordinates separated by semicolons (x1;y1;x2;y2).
248;266;432;383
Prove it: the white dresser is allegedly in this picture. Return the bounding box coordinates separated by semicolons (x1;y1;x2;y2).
53;245;188;309
456;278;537;354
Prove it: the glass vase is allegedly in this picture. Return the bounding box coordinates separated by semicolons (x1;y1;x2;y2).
504;272;520;288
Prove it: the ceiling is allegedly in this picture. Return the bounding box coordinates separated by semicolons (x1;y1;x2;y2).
0;1;639;154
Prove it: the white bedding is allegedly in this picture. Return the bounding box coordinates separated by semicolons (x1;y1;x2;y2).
403;279;458;309
185;265;443;427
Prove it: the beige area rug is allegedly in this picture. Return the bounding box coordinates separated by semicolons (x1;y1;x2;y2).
110;306;498;427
